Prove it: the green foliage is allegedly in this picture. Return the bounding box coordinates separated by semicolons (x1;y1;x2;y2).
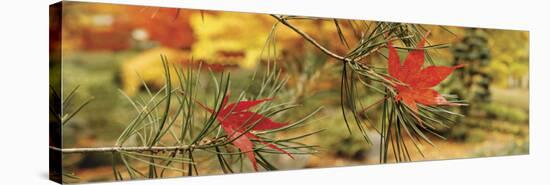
483;103;529;123
317;113;371;160
465;128;487;143
61;51;138;142
473;140;529;157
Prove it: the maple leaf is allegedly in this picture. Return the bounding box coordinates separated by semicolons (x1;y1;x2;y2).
387;32;464;112
196;94;293;171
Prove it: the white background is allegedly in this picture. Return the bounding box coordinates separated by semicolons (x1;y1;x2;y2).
0;0;547;184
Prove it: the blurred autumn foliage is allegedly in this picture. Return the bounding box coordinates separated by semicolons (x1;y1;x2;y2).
127;7;195;49
58;1;529;122
61;3;194;51
486;30;529;88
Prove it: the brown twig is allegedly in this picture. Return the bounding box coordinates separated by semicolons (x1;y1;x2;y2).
270;15;349;62
50;145;192;154
52;137;224;154
270;15;397;86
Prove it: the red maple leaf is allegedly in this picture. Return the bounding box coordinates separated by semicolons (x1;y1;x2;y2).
196;94;293;171
387;33;464;112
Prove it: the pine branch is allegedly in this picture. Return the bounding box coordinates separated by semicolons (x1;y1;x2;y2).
271;15;465;163
270;14;398;86
50;145;192;154
50;137;224;154
270;15;348;62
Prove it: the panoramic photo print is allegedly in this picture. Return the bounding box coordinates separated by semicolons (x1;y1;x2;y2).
49;1;529;183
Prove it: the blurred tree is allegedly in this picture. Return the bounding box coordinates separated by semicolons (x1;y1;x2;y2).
449;28;492;114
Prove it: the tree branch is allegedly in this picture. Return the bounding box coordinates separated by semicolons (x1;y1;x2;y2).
52;137;225;154
271;15;350;63
50;145;192;154
271;14;398;86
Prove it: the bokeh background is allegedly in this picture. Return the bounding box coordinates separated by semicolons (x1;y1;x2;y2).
52;2;529;182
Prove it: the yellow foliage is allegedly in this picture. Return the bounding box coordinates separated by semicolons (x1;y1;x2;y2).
190;12;288;68
120;47;191;96
486;30;529;88
189;13;356;68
